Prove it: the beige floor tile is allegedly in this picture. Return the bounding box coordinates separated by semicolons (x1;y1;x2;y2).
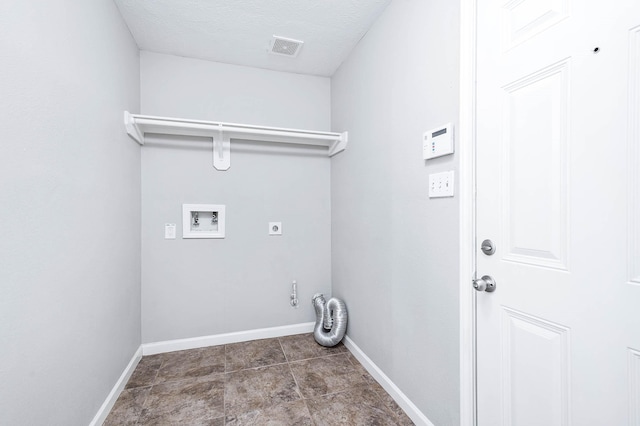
225;338;287;372
279;333;347;362
126;356;162;389
306;386;400;426
139;376;224;424
225;399;313;425
155;347;225;384
224;363;301;416
103;386;151;426
289;353;367;398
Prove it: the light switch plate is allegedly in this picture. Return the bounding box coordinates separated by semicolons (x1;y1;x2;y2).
429;171;455;198
269;222;282;235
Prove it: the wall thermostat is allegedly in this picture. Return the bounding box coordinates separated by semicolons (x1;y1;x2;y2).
423;123;454;160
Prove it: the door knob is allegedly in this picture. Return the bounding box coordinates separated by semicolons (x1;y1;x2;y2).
473;275;496;292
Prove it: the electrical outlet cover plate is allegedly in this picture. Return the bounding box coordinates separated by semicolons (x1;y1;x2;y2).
429;171;455;198
164;223;176;239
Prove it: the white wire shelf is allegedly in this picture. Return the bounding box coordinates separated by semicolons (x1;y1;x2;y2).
124;111;348;170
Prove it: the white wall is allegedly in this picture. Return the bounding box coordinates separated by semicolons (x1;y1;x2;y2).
140;52;331;343
331;1;461;424
0;1;141;424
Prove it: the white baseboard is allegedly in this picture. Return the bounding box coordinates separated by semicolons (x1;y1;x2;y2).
141;322;315;355
89;346;142;426
343;335;435;426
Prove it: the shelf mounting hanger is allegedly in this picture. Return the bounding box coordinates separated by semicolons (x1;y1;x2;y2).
214;124;231;171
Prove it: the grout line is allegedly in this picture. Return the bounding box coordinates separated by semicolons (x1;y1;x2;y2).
302;396;317;426
277;336;289;363
148;353;165;388
225;360;291;374
288;351;349;365
285;354;316;425
137;385;153;414
286;361;303;399
309;383;370;399
376;394;405;424
138;359;162;411
223;344;227;421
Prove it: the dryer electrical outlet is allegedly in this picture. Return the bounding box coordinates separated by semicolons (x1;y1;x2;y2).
269;222;282;235
423;123;454;160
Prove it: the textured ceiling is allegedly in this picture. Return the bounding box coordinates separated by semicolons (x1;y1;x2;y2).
113;0;391;77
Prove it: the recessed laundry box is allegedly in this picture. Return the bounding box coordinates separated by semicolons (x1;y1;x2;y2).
182;204;226;239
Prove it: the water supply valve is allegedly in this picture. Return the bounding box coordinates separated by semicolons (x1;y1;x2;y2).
290;280;298;308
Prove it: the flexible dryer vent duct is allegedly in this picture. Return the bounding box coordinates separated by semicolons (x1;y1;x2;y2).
312;294;348;347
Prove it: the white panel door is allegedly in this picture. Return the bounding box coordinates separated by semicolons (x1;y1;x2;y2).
476;1;640;425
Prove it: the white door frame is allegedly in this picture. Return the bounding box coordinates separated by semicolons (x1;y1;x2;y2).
459;0;478;425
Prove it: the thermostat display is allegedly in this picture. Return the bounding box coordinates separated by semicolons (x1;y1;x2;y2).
432;128;447;137
423;123;454;160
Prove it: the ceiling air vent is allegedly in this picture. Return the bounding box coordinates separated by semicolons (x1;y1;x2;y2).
269;36;304;58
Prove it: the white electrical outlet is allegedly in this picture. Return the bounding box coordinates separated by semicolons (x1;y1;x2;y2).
429;171;455;198
164;223;176;239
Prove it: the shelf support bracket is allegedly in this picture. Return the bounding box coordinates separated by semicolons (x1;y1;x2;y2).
213;125;231;170
328;131;348;157
124;111;144;145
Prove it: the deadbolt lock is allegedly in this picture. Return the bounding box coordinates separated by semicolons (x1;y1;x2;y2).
481;239;495;255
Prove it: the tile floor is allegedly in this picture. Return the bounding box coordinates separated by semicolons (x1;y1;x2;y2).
104;333;414;425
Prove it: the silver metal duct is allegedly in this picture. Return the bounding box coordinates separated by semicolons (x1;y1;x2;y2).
312;293;348;347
